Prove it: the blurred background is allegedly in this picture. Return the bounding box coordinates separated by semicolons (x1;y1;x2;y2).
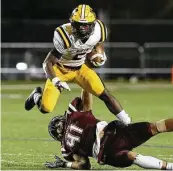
1;0;173;82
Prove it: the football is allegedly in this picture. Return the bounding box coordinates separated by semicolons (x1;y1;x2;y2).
86;44;105;67
87;51;104;62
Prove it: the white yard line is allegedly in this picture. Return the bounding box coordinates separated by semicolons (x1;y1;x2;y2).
2;153;53;157
1;83;173;90
162;158;173;160
158;154;173;157
2;153;172;159
157;155;173;161
1;94;24;99
1;159;43;165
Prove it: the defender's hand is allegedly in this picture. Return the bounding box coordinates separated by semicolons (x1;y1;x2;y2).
45;155;66;168
52;77;71;92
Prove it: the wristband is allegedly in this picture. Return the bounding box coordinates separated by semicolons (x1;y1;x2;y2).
116;110;128;119
52;77;60;85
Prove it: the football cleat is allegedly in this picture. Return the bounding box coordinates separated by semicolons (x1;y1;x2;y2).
25;87;42;111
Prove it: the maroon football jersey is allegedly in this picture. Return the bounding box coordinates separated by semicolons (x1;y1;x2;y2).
60;98;153;167
61;97;99;159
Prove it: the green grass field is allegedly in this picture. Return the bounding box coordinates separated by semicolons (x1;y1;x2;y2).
1;82;173;170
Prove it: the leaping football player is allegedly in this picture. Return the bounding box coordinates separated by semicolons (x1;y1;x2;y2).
46;90;173;170
25;4;131;125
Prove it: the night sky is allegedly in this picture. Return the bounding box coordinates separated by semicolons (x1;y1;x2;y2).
2;0;173;19
1;0;173;42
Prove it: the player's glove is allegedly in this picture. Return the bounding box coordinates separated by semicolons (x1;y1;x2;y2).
45;155;66;169
52;77;71;92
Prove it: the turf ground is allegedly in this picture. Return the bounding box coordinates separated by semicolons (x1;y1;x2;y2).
1;82;173;170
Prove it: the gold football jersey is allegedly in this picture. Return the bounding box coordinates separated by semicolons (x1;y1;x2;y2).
53;20;107;67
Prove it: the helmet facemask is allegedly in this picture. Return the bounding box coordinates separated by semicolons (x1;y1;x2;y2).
70;4;96;41
48;115;65;141
71;21;95;40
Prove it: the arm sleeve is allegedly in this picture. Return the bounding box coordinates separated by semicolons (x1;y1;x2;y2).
53;26;71;54
97;20;108;43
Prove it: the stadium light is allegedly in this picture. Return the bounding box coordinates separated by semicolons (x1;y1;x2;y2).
16;62;28;70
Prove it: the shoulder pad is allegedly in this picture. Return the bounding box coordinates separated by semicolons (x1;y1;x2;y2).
63;23;72;36
96;20;107;42
55;25;72;49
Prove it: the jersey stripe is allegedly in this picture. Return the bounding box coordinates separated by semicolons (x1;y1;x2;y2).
68;103;77;112
56;27;71;49
97;20;107;42
66;103;77;115
60;26;72;48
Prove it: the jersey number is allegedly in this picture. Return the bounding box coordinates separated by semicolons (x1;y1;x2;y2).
66;125;83;147
73;52;86;60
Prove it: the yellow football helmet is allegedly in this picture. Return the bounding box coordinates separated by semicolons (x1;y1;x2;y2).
70;4;96;23
70;4;96;40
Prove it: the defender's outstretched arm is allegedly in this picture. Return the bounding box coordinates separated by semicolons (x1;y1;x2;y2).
45;154;91;170
80;90;93;112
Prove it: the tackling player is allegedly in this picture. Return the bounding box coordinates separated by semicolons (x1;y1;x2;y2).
25;4;131;125
46;90;173;170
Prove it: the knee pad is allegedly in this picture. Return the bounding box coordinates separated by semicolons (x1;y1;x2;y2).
155;119;166;133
